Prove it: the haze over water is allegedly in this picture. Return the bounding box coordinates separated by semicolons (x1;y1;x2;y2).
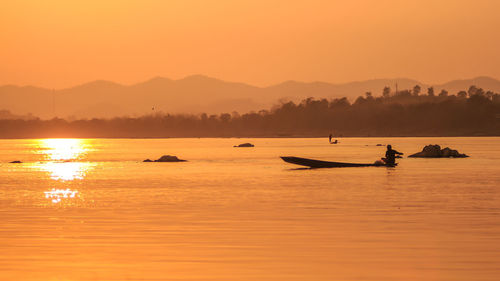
1;137;499;280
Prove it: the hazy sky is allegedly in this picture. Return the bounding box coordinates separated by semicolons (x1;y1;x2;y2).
1;0;499;88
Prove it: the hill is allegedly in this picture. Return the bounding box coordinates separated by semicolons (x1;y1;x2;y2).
1;75;499;119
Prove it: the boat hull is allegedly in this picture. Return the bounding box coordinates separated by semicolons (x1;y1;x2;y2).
280;156;395;168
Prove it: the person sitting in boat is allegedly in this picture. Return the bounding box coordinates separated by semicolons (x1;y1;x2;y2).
383;145;403;165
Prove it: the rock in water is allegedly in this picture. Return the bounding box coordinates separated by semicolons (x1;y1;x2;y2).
143;155;186;162
409;145;468;158
155;155;186;162
422;144;442;157
234;143;254;147
9;160;22;163
441;147;452;157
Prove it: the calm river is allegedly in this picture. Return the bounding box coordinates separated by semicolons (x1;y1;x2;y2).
1;137;499;281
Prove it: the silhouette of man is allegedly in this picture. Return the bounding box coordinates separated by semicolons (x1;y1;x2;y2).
384;145;403;166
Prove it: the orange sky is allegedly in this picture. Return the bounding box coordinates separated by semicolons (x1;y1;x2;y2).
1;0;499;88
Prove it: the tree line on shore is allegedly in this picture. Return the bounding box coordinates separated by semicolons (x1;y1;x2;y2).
1;85;499;138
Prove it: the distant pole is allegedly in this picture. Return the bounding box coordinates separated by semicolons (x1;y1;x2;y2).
52;89;55;117
395;83;398;95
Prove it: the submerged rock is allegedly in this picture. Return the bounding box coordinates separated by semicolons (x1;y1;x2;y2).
143;155;186;162
234;143;254;147
9;160;22;163
409;145;469;158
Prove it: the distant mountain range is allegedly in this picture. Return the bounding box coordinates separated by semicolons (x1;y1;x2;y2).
1;75;499;119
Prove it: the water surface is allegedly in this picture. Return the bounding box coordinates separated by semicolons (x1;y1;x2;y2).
1;137;499;281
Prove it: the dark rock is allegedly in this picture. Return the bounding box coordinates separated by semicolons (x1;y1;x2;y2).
155;155;186;162
9;160;22;163
409;144;469;158
234;143;254;147
411;144;442;157
143;155;186;162
441;147;452;157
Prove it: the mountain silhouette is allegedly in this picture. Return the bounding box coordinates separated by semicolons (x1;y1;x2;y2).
1;75;499;119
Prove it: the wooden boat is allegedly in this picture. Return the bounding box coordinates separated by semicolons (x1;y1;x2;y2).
280;156;396;168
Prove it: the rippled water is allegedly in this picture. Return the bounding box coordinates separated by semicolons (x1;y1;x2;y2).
1;137;499;281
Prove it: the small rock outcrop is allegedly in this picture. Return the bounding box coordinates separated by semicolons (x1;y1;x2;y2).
156;155;186;162
234;143;254;147
9;160;22;163
143;155;186;162
409;145;468;158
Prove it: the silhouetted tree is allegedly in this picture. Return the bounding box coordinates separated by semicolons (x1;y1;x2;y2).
412;85;421;96
427;87;435;97
468;85;478;97
220;113;231;122
457;91;467;98
475;87;485;97
485;91;495;100
382;87;391;98
438;89;448;97
355;96;366;105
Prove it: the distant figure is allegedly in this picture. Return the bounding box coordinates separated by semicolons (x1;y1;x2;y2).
329;134;338;144
383;145;403;166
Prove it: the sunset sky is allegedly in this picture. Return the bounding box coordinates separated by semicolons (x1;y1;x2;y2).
1;0;499;88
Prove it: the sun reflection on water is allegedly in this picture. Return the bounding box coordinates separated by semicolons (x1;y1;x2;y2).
39;138;88;161
35;138;95;181
44;188;79;204
39;162;96;181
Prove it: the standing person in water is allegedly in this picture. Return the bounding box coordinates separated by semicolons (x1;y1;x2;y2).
384;145;403;166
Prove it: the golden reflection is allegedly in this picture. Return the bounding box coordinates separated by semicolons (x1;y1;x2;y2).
39;138;88;161
44;188;79;204
35;138;95;181
39;162;95;181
